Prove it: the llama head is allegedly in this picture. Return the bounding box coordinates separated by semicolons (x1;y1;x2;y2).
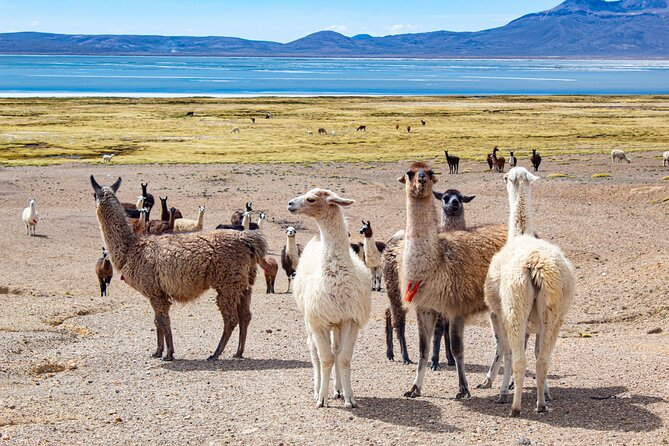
359;220;373;238
398;162;437;199
28;198;35;206
160;196;167;205
288;188;354;219
90;175;122;207
102;246;107;257
199;205;205;213
433;189;474;218
504;167;539;197
245;202;253;212
259;211;266;220
286;226;296;237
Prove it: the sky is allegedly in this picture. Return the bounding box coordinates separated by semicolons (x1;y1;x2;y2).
0;1;563;43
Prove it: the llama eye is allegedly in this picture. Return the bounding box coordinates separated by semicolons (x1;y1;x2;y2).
406;171;415;179
306;197;316;203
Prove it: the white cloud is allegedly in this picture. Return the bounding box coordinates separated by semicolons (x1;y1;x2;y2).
31;20;40;27
326;24;348;34
389;24;419;34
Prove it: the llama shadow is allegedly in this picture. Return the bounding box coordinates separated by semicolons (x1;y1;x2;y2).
32;234;49;239
350;397;458;434
161;357;311;373
461;385;664;432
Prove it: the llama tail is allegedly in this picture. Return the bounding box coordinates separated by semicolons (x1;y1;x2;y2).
239;230;268;265
527;252;574;311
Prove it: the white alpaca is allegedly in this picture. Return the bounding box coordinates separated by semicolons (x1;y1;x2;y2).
484;167;575;417
281;226;302;293
611;149;630;163
102;154;115;163
22;198;39;236
173;205;205;233
288;189;372;409
663;151;669;168
359;220;386;292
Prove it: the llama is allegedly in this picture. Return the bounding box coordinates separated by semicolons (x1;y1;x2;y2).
318;128;327;135
281;226;302;293
259;256;278;294
663;151;669;168
231;202;253;226
231;127;240;134
444;150;460;174
611;149;631;163
90;176;266;361
146;207;176;235
331;130;336;137
95;247;113;297
484;167;575;416
128;207;149;235
288;189;372;408
359;220;386;291
356;125;366;131
395;123;400;130
185;111;194;117
102;154;115;163
421;119;426;126
492;147;506;173
531;149;542;172
407;126;411;133
140;183;155;212
124;196;146;219
22;198;39;236
509;151;517;168
383;189;474;368
120;194;145;212
173;205;205;233
159;196;182;221
396;162;506;399
487;152;494;171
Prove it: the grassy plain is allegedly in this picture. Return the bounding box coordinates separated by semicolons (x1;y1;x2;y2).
1;95;668;166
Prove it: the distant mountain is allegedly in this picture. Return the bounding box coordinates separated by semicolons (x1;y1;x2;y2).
0;0;667;58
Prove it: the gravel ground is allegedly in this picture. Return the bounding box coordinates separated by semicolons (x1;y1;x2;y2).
0;154;668;445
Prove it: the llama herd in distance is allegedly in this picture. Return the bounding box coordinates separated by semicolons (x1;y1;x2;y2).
73;156;579;418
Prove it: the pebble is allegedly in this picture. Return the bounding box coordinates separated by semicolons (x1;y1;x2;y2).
265;329;273;334
647;327;663;334
517;438;534;445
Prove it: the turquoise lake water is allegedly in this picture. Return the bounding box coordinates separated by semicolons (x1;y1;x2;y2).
1;55;668;96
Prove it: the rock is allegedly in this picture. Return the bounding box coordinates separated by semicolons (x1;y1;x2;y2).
517;438;534;445
265;329;273;334
646;327;662;334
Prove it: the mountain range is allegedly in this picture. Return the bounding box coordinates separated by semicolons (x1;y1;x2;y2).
0;0;667;58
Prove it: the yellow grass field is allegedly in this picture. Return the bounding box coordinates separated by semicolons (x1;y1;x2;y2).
1;95;668;166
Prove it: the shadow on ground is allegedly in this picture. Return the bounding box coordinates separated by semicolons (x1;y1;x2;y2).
351;397;458;433
160;357;311;372
461;385;665;432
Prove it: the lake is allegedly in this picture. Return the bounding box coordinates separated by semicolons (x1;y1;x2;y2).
1;55;668;96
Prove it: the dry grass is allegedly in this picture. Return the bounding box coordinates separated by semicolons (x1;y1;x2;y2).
547;173;569;179
1;96;669;166
592;173;612;178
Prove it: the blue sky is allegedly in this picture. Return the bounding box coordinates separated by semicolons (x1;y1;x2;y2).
0;1;563;42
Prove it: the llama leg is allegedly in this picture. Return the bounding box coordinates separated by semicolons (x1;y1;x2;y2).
385;308;395;361
331;325;343;399
443;319;455;366
99;279;105;298
307;331;321;400
338;320;360;408
233;287;252;358
404;309;436;398
536;318;562;412
313;327;334;408
478;312;504;390
449;316;470;399
152;304;174;361
431;316;444;370
208;290;240;361
509;323;529;417
150;304;166;359
534;332;552;402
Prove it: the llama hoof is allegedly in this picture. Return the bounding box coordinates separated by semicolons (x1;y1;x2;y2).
233;352;244;359
151;351;162;359
206;355;219;361
403;385;421;398
333;390;343;399
402;358;415;365
509;381;515;390
537;404;547;413
344;398;358;409
386;353;395;361
446;360;456;367
544;391;553;402
316;398;328;408
509;408;521;417
161;354;174;362
455;387;471;399
496;394;509;404
477;378;493;389
430;362;441;371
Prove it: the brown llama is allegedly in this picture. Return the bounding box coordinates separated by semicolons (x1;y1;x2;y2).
259;256;279;294
396;162;506;399
356;125;367;131
95;247;113;297
492;147;506;173
90;176;267;361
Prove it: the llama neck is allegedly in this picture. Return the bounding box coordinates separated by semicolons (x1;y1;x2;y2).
196;209;204;228
136;196;144;209
242;212;250;230
363;231;377;255
405;194;439;242
508;185;535;239
161;201;169;221
315;209;353;264
258;217;264;231
97;193;137;271
286;235;297;255
439;212;466;232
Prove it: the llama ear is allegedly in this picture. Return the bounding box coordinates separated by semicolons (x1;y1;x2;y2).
527;172;540;183
462;195;476;203
430;174;438;184
397;174;406;184
90;175;102;194
111;177;122;193
327;195;354;207
432;191;444;200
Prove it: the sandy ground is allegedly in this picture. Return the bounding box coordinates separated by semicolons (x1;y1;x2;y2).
0;154;668;445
